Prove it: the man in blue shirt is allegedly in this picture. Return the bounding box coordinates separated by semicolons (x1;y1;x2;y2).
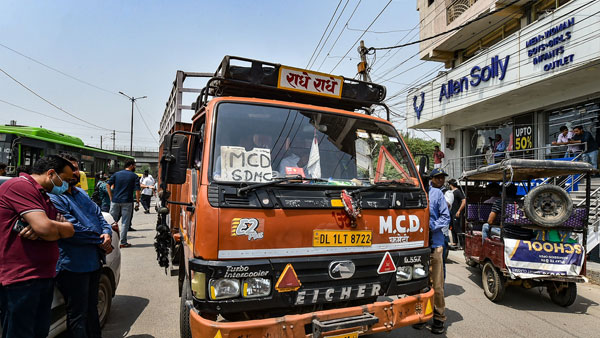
49;156;112;338
414;168;450;334
107;159;140;247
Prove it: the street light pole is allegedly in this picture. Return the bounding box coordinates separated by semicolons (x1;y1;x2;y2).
119;91;147;156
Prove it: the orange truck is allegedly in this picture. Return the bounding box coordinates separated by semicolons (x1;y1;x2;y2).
155;56;434;338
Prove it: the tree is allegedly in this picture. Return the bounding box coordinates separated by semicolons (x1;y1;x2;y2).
401;132;440;170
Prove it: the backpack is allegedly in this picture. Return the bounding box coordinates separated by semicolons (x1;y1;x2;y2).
91;182;103;206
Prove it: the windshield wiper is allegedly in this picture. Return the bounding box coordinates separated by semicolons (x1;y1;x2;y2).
237;176;329;196
348;180;415;196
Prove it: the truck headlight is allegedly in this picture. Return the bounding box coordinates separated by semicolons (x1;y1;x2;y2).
412;264;427;279
209;278;240;300
242;277;271;298
396;266;413;282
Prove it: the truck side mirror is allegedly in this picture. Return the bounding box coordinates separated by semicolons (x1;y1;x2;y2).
414;154;430;186
162;134;189;184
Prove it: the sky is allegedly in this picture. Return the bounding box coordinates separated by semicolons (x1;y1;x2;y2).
0;0;442;150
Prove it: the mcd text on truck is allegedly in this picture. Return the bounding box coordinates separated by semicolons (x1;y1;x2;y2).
154;56;434;338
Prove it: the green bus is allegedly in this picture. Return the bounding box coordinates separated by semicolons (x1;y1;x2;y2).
0;125;134;195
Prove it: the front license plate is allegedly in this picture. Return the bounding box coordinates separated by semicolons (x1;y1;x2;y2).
325;332;359;338
313;230;372;247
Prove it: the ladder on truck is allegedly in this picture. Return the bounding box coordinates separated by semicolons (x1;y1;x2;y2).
159;71;211;144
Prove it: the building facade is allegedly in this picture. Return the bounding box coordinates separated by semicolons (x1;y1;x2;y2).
407;0;600;179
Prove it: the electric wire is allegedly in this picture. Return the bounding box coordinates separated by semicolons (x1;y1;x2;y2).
330;0;393;73
369;0;521;51
134;102;159;145
306;0;344;68
317;0;363;71
0;66;118;131
0;42;120;96
308;0;351;69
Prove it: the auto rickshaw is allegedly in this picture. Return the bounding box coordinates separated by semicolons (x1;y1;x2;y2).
462;159;595;306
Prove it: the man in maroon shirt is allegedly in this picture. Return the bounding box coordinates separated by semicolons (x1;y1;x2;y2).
0;155;75;338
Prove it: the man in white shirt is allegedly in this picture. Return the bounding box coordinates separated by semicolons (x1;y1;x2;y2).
140;170;155;214
552;125;580;157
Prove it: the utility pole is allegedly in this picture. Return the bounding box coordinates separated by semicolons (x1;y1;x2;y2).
112;130;115;151
100;135;103;150
119;92;147;156
357;40;372;83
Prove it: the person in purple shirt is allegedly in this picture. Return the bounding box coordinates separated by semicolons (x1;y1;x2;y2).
414;168;450;334
49;156;112;338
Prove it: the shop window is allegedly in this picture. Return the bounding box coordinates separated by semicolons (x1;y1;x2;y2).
546;101;600;158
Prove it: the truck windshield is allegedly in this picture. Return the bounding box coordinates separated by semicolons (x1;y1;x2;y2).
211;103;419;187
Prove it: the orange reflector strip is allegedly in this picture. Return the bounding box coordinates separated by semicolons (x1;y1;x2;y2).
377;251;396;274
275;263;301;292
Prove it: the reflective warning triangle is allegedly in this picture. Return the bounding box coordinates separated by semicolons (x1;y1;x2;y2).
214;330;223;338
275;263;302;292
377;251;397;274
425;300;433;315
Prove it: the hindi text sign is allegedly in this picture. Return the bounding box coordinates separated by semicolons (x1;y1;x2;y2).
278;66;343;98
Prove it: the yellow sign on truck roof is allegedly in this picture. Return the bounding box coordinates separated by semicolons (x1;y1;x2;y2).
277;66;343;99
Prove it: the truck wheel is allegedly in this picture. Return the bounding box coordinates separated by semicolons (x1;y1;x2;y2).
98;273;113;327
482;262;505;302
180;274;193;338
523;184;572;227
548;282;577;307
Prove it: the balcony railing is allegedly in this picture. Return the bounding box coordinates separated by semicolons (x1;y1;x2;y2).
442;143;588;180
447;0;478;24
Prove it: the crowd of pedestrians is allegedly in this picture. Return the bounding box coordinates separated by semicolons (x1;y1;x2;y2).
0;155;155;338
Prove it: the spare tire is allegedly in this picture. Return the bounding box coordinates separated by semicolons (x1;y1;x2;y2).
523;184;572;228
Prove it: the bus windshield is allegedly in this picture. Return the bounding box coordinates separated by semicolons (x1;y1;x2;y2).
211;103;419;187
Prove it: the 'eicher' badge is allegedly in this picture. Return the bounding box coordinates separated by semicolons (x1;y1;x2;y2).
231;218;264;241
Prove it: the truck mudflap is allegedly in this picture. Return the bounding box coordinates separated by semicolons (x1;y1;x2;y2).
188;288;434;338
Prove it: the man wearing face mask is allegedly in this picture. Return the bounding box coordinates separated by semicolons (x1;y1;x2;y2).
0;155;75;338
48;156;112;338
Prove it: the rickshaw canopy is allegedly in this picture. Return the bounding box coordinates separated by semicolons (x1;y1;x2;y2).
462;159;595;181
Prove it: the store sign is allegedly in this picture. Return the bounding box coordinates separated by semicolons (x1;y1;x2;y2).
439;55;510;102
525;17;575;72
514;125;533;150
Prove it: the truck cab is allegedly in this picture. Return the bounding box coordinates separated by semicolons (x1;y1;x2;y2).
156;56;434;338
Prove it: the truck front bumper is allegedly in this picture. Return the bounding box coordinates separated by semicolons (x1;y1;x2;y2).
187;287;434;337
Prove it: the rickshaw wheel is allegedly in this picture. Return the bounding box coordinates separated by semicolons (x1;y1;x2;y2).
523;184;572;227
482;262;505;302
548;282;577;307
465;255;478;268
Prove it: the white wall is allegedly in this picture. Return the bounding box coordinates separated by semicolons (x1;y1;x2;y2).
407;0;600;129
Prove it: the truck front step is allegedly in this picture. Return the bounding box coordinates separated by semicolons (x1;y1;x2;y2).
312;312;379;337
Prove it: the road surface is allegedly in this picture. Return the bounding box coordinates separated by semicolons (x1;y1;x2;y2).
101;210;600;338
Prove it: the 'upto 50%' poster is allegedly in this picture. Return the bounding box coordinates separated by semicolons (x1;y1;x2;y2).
504;239;584;279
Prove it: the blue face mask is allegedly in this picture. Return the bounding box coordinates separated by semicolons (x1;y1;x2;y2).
50;173;69;195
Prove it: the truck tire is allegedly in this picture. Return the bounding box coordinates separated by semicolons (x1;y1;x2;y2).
482;262;505;302
523;184;572;227
98;273;113;327
548;282;577;307
180;274;193;338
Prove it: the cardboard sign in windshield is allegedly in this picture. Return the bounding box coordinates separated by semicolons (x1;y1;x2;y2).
220;146;273;183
